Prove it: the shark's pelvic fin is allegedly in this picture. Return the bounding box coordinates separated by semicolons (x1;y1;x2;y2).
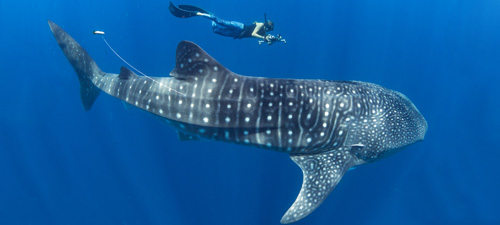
177;131;200;141
48;20;103;111
170;41;231;80
281;150;354;224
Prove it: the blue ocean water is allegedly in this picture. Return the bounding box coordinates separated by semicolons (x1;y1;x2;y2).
1;0;499;224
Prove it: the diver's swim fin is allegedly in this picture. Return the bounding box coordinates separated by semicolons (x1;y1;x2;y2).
169;2;211;18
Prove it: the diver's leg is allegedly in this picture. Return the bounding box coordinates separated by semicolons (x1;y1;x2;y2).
198;13;244;37
213;17;244;29
198;13;244;29
197;12;215;19
211;20;244;37
211;21;233;37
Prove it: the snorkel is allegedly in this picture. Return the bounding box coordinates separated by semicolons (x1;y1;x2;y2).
264;13;274;31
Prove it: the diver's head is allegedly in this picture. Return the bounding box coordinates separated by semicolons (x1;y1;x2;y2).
264;20;274;32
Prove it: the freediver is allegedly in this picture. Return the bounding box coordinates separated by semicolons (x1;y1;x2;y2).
169;2;285;45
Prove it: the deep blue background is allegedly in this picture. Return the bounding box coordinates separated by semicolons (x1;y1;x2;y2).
1;0;499;224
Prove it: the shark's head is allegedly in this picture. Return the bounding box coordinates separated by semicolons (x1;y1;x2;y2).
383;91;428;151
392;91;428;143
347;88;427;163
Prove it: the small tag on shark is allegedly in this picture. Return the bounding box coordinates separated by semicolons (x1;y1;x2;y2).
281;150;354;224
170;41;230;80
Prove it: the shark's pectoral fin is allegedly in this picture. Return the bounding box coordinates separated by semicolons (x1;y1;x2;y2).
281;150;354;224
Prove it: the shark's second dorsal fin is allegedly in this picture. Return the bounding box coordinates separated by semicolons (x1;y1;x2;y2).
118;66;138;80
281;150;354;224
170;41;230;80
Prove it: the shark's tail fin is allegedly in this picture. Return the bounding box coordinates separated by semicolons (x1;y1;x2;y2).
48;20;102;111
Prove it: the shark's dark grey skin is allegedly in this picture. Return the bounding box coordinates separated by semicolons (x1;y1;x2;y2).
49;20;427;224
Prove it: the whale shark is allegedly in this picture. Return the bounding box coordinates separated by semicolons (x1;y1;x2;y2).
48;20;427;223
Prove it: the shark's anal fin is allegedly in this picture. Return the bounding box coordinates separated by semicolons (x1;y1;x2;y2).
281;150;354;224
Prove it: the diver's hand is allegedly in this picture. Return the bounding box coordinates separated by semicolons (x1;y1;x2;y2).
265;34;276;43
258;34;285;45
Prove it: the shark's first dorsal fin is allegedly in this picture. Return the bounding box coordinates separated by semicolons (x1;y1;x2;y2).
170;41;231;80
281;151;354;224
118;66;139;80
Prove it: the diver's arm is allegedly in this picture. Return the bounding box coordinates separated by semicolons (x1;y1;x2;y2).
251;23;266;39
